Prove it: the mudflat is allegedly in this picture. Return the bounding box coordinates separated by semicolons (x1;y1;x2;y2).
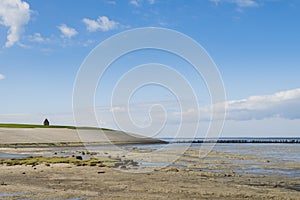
0;147;299;199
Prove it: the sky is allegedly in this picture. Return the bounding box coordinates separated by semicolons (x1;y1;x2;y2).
0;0;300;138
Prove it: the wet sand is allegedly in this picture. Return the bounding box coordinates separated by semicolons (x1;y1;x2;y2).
0;147;299;199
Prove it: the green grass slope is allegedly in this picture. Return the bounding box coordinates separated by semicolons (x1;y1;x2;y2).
0;123;112;131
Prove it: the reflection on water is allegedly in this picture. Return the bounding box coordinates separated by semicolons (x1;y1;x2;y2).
191;143;300;178
198;143;300;162
0;192;30;197
0;153;29;159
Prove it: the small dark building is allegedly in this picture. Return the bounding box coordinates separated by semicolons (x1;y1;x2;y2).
43;118;50;126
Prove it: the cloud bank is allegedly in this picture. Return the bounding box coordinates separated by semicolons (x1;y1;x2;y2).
103;88;300;123
91;88;300;133
225;88;300;120
0;0;31;47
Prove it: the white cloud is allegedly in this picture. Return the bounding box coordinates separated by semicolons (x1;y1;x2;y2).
232;0;258;7
0;73;5;80
81;39;95;47
57;24;78;38
129;0;155;6
0;0;31;47
106;0;117;5
210;0;221;5
110;106;126;112
210;0;258;8
28;33;49;43
82;18;100;32
83;16;118;32
130;0;140;6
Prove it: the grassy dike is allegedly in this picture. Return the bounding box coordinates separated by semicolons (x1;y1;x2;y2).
0;123;167;149
0;123;113;131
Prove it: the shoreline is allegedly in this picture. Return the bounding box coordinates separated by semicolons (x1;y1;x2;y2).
163;137;300;143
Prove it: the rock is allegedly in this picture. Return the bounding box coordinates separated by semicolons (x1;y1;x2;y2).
128;160;138;166
97;171;105;174
166;168;179;172
114;162;123;168
76;156;83;160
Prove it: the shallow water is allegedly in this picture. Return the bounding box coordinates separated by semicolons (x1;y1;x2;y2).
128;143;300;177
194;143;300;177
1;143;299;177
0;153;29;159
0;192;30;197
201;143;300;162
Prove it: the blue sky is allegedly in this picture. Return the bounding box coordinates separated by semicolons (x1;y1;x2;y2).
0;0;300;137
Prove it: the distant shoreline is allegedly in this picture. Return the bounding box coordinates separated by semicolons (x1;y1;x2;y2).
161;137;300;144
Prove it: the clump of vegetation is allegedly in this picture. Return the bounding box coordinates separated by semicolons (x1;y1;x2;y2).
0;156;119;167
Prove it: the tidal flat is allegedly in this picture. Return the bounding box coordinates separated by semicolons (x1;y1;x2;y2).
0;143;299;199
